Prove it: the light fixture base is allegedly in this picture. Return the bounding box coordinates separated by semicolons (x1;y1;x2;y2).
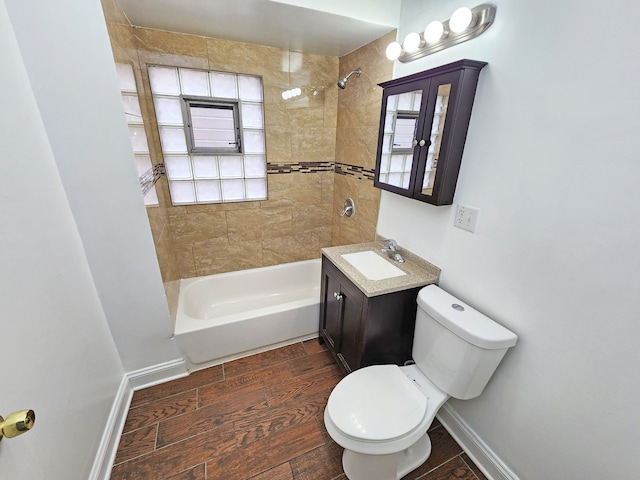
398;3;496;63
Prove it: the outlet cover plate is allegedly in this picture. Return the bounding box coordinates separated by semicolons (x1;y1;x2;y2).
454;204;479;233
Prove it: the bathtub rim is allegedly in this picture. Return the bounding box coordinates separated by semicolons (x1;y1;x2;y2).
179;257;321;290
174;257;321;336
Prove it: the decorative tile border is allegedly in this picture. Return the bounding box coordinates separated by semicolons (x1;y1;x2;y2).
266;161;334;174
139;161;375;193
140;163;166;195
334;162;376;181
266;161;375;181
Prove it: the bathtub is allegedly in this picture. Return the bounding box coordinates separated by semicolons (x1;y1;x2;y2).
174;258;321;368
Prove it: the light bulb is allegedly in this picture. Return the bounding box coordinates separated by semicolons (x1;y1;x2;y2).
403;32;422;53
449;7;473;33
424;21;445;43
385;42;402;60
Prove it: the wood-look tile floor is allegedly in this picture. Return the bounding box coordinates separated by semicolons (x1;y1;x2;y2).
111;340;488;480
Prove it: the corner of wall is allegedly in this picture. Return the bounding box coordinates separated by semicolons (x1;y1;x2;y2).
90;358;190;479
89;375;134;480
127;357;189;390
332;31;394;246
437;403;520;480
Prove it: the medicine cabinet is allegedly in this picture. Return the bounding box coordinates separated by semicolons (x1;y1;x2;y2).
374;59;487;206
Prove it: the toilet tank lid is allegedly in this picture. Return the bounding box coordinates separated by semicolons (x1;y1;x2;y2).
417;285;517;349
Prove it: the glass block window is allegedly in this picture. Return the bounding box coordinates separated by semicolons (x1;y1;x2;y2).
149;65;267;205
115;63;158;206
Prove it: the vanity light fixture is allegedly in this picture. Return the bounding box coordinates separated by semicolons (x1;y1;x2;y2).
424;21;445;43
402;32;423;53
386;3;496;63
449;7;474;33
385;41;403;61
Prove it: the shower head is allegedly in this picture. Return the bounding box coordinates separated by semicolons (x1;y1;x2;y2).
337;68;362;89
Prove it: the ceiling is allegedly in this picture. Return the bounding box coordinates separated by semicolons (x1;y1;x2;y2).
117;0;400;57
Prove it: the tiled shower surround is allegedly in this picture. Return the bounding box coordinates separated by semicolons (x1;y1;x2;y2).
102;0;395;282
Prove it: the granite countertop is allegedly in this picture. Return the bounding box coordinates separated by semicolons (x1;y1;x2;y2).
321;241;440;297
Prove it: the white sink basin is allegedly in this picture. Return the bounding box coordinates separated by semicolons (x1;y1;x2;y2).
341;250;407;281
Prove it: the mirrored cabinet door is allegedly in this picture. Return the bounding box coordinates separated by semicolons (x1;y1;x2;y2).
413;70;459;203
377;89;422;190
421;83;450;196
374;59;487;206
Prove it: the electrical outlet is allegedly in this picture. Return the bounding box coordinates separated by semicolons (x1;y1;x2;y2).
454;204;480;233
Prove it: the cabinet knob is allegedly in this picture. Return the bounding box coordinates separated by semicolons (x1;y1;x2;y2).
333;292;343;300
418;139;426;147
412;139;418;147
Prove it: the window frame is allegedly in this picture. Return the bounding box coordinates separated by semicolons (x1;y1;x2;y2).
181;96;243;156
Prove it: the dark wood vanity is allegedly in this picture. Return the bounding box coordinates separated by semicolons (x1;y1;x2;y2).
318;244;440;374
320;256;420;373
374;59;487;206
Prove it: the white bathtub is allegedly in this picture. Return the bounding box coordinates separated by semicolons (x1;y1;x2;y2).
174;258;321;368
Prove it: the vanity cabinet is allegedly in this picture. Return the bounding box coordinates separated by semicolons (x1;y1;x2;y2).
319;255;421;374
374;59;487;206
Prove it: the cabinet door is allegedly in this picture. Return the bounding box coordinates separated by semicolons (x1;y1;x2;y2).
374;83;429;196
336;284;364;373
414;71;458;203
374;60;487;206
320;268;343;351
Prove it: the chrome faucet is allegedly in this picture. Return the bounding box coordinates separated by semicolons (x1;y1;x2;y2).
381;238;405;263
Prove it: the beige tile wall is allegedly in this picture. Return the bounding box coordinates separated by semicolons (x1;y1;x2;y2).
332;32;395;246
102;0;394;281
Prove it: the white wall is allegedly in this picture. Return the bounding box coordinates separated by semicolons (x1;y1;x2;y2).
0;2;125;477
3;0;184;373
378;0;640;478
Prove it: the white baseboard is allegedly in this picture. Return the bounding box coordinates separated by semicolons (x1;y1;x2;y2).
436;403;519;480
89;358;189;480
89;375;133;480
127;357;189;390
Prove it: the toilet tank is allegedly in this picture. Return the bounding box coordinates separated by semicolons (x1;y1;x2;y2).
412;285;517;400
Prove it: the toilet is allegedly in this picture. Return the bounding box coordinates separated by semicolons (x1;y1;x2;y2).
324;284;517;480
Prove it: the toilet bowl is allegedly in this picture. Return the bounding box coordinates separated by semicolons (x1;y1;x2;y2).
324;364;448;480
324;285;517;480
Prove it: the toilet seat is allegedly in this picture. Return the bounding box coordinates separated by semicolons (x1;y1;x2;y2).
327;364;427;442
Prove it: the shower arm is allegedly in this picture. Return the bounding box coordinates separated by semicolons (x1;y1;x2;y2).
337;68;362;89
343;68;361;81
